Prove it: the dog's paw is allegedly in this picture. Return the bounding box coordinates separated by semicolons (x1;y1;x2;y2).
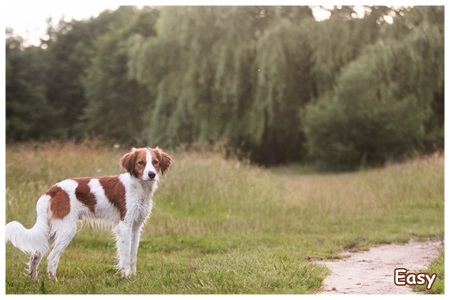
29;270;39;281
48;271;58;282
121;268;131;278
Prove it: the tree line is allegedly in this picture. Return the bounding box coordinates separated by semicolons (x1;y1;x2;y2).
5;6;444;170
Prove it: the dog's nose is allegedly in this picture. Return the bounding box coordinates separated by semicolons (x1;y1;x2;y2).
148;171;156;179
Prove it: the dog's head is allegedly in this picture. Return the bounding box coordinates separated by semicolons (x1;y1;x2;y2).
120;147;173;181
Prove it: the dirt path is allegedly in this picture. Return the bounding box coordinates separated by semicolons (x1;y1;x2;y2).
318;239;443;294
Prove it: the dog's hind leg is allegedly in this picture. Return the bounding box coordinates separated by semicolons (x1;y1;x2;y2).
28;251;44;281
47;223;76;280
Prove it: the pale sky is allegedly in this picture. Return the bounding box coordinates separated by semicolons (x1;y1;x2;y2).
4;4;120;46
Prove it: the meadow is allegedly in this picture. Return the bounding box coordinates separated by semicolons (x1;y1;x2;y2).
5;142;444;294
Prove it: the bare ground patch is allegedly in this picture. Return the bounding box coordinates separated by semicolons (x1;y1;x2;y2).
318;239;443;294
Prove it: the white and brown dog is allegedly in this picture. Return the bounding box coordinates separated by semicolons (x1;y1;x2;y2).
6;147;173;281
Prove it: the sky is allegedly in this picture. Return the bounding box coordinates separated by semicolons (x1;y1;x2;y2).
4;3;121;46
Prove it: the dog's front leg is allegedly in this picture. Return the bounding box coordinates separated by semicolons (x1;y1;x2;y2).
115;221;132;277
130;223;143;275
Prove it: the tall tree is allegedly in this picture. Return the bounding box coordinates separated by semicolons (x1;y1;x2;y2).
6;30;52;140
78;7;159;143
302;6;444;170
43;8;140;138
127;6;316;164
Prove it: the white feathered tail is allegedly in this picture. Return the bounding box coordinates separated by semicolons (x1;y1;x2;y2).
6;195;51;255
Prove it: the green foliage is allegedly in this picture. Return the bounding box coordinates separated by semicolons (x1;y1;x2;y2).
302;6;444;170
303;92;427;171
126;7;318;163
5;6;445;169
41;14;119;137
77;7;159;144
307;6;390;95
248;18;313;164
5;32;52;140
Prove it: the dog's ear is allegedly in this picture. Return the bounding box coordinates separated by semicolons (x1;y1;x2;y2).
154;147;173;175
120;147;136;175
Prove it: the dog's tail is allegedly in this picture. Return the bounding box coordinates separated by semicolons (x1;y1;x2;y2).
6;195;51;255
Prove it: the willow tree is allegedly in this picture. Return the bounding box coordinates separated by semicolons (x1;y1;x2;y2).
307;6;394;97
123;6;442;167
127;6;315;163
303;6;444;170
247;18;314;164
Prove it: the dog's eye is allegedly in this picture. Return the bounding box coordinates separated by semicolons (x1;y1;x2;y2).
152;160;159;165
138;161;145;165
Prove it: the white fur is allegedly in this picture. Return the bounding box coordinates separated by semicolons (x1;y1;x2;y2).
5;148;166;281
143;149;158;181
5;195;51;256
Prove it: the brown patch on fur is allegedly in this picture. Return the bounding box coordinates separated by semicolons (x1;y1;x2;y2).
73;178;97;213
120;147;148;178
120;147;137;176
99;176;127;221
150;147;173;175
133;148;147;178
47;185;71;219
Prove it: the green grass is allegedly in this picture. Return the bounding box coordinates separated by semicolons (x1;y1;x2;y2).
413;250;445;294
5;142;444;294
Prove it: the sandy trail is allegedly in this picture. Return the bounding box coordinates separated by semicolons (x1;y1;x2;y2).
318;239;443;294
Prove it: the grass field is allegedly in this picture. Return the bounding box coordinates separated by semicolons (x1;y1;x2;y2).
5;142;444;294
413;251;445;294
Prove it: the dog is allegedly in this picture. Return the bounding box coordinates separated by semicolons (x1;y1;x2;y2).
6;146;173;281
